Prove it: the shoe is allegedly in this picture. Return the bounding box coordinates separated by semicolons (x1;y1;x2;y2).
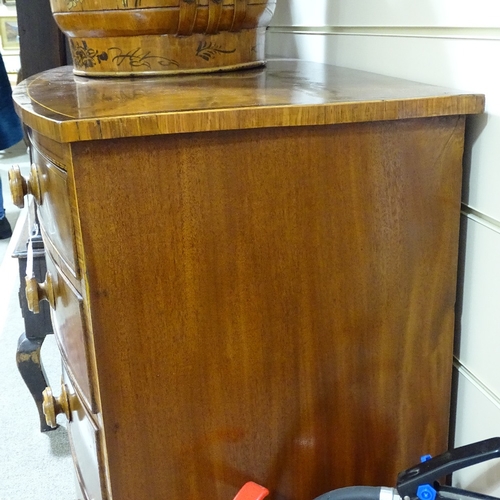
0;216;12;239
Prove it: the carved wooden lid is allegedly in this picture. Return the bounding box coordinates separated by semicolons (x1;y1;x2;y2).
13;59;484;143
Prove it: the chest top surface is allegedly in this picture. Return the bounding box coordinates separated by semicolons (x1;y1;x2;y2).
13;59;484;143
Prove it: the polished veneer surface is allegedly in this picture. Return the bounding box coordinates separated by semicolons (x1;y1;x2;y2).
12;60;484;500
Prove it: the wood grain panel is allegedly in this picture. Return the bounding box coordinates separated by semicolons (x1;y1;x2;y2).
44;244;96;413
52;4;272;37
63;367;105;500
31;131;72;171
12;61;483;143
32;148;79;278
71;116;465;499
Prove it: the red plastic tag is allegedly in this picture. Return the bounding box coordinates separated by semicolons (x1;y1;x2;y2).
233;482;270;500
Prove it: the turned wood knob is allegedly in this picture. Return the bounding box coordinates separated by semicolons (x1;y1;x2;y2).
42;384;71;428
25;272;55;314
8;163;41;208
8;165;27;208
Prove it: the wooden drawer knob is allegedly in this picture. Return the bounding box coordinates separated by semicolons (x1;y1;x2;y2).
42;384;71;429
8;163;41;208
25;272;55;314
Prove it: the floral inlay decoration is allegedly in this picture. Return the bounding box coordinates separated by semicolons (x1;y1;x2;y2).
71;40;108;69
196;41;236;61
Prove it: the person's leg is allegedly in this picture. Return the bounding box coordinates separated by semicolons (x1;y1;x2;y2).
0;52;22;240
0;177;4;219
0;53;24;151
0;177;12;239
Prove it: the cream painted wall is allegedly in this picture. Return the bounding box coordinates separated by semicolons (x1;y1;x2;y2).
266;2;500;495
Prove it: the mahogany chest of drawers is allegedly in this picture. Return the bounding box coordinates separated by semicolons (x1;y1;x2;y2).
11;60;483;500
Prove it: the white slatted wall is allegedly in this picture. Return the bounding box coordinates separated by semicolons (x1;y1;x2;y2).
266;1;500;493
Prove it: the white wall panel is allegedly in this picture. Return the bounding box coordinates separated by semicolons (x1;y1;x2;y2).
271;0;500;28
271;0;330;26
453;370;500;497
267;33;500;97
266;34;324;64
458;216;500;397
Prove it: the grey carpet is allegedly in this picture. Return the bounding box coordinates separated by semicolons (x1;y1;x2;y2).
0;194;77;499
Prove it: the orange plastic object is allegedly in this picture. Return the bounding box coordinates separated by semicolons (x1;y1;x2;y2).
233;482;270;500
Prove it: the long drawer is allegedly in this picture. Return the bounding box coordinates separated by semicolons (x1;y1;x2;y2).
31;144;79;279
62;367;105;500
44;245;96;413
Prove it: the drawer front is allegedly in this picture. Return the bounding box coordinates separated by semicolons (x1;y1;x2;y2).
63;368;104;500
31;131;72;171
32;145;79;278
44;248;95;412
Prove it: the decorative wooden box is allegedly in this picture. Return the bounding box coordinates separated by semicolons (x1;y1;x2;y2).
48;0;276;76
